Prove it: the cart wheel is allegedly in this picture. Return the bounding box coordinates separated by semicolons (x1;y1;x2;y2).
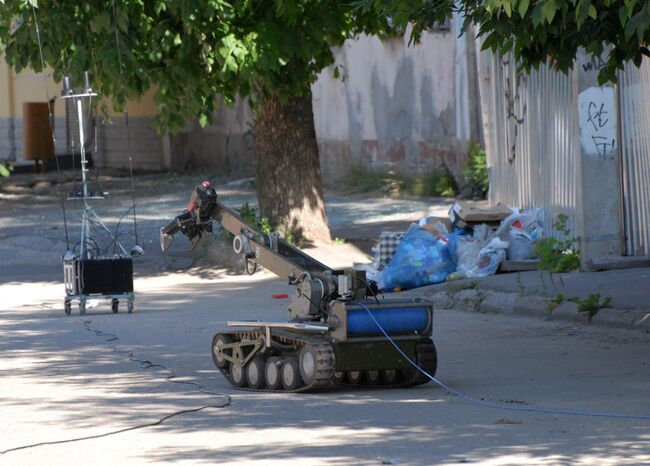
127;300;133;313
111;299;119;313
79;301;86;315
265;357;283;390
64;301;71;316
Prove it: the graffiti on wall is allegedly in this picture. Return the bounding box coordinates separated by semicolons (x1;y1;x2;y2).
578;86;617;159
502;57;527;163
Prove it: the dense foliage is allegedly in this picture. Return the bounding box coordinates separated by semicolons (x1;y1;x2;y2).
0;0;387;132
462;144;488;199
358;0;650;83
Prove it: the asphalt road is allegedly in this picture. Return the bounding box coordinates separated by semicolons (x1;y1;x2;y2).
1;271;648;465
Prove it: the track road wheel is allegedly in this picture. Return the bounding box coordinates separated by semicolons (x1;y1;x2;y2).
382;369;399;386
246;357;266;389
212;334;233;370
299;342;335;387
64;301;71;316
265;357;283;390
281;358;303;390
111;299;119;313
334;372;346;384
348;371;363;385
400;339;437;387
365;370;381;385
230;362;247;388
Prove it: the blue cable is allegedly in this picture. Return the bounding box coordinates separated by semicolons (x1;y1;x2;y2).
359;303;650;421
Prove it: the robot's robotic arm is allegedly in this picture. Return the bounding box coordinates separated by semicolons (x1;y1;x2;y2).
160;181;375;321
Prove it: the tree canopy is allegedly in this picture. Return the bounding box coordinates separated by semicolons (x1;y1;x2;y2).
0;0;386;132
359;0;650;83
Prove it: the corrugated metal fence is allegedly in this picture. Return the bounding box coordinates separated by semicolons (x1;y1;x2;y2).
479;49;650;255
477;50;578;241
618;60;650;256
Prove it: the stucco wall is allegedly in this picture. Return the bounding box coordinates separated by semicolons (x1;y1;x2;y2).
170;28;476;184
312;31;463;184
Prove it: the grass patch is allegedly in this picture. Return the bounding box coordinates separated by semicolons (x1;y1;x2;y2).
343;165;457;197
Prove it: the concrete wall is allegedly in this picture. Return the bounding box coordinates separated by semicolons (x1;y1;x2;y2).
170;26;479;184
312;30;465;184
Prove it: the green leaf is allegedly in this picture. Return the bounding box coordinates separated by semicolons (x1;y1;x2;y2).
531;5;543;26
173;34;182;46
587;4;597;19
625;7;650;40
503;0;512;17
198;113;209;127
0;164;12;177
518;0;531;17
541;0;559;24
619;6;629;26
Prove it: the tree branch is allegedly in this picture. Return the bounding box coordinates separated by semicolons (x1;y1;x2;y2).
641;47;650;58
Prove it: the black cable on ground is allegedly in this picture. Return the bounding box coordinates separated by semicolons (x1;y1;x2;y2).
0;320;231;456
0;405;224;456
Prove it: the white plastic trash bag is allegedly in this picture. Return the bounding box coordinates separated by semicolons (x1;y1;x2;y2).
465;238;508;278
495;210;543;260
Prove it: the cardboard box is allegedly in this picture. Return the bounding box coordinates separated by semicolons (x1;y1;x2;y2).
421;216;453;236
449;202;512;225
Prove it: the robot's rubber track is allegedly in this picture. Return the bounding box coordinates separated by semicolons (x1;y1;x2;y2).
212;329;436;392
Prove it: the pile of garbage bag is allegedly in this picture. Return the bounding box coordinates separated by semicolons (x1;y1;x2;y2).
369;204;544;292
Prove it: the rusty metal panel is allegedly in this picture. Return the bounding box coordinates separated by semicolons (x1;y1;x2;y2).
477;50;579;239
618;61;650;256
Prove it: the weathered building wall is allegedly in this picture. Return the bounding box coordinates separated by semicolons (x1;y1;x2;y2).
170;25;479;184
168;97;255;176
1;57;163;171
95;89;164;172
4;25;478;179
0;58;66;163
312;27;476;185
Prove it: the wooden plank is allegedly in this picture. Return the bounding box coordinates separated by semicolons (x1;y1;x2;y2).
499;259;540;272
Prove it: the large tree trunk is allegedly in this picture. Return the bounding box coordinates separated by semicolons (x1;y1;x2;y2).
254;93;331;244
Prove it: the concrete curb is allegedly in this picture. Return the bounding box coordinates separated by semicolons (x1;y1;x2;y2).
426;289;650;333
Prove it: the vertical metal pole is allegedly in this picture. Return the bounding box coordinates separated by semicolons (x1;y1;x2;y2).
77;97;89;260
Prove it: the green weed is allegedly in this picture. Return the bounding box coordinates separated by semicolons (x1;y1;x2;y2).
546;293;566;312
535;214;580;273
462;144;488;199
570;293;612;321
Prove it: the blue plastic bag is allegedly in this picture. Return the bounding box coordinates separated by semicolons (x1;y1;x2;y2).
381;225;457;291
